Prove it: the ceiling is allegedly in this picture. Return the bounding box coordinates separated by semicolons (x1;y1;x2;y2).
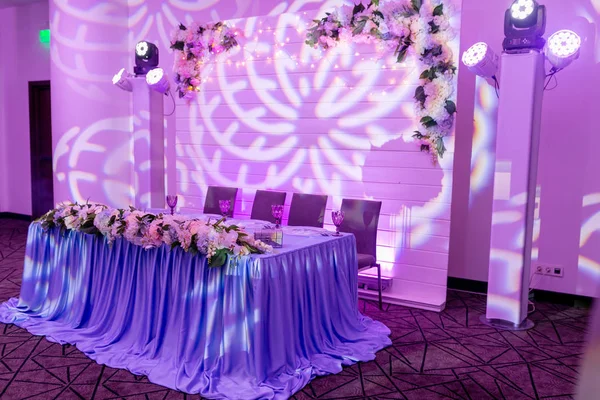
0;0;46;9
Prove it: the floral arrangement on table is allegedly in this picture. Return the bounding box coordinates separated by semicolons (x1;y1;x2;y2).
36;202;273;268
305;0;457;160
170;21;240;100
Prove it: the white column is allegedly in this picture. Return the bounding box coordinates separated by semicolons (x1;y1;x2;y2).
131;76;165;209
485;51;545;328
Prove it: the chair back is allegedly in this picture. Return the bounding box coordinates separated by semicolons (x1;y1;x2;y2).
250;190;287;222
340;199;382;258
203;186;239;217
288;193;328;228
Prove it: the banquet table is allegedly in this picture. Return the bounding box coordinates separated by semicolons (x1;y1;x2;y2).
0;220;391;400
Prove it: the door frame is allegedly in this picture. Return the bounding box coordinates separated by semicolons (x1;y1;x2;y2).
28;80;53;218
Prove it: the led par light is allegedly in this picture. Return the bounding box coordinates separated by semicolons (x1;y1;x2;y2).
146;68;170;94
503;0;546;52
134;41;159;75
545;29;581;70
112;68;133;92
462;42;499;78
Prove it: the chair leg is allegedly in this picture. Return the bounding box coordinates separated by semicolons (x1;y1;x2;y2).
376;263;383;310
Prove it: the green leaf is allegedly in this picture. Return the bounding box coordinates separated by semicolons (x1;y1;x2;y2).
445;100;457;115
246;244;261;254
413;131;424;139
433;4;444;16
209;248;229;268
431;45;443;56
411;0;422;12
396;46;408;63
419;68;437;81
420;116;438;128
414;86;426;106
436;137;446;157
353;3;366;16
352;18;367;35
371;0;380;6
429;21;440;34
170;41;185;51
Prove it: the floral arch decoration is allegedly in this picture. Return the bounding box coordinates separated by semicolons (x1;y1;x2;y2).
305;0;457;160
170;22;241;100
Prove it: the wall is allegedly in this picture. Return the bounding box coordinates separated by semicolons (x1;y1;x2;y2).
0;1;50;214
49;0;132;207
42;0;462;310
158;0;461;309
448;0;600;298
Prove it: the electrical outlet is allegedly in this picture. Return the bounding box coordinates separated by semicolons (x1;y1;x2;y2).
534;264;563;277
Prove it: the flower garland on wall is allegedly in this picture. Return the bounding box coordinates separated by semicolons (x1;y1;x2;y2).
305;0;457;160
170;22;240;100
37;203;272;268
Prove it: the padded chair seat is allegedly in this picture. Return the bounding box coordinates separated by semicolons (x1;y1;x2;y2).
357;253;376;270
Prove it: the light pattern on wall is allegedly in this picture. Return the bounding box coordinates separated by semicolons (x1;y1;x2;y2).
172;1;461;306
49;0;461;307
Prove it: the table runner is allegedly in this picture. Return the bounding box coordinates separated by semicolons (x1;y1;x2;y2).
0;223;391;399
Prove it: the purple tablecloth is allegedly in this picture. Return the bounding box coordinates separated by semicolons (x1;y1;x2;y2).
0;223;391;399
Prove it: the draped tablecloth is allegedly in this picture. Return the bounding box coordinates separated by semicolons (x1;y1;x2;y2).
0;223;391;399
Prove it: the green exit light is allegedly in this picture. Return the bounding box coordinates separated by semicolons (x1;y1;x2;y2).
39;29;50;44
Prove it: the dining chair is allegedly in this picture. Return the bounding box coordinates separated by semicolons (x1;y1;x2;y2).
339;198;383;310
203;186;239;217
287;193;328;228
250;190;287;222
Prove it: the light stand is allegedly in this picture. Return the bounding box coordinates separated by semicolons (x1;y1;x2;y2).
481;50;545;330
462;1;581;331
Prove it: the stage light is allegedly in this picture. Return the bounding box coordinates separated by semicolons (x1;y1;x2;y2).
134;41;159;75
510;0;535;23
112;68;133;92
146;68;170;94
503;0;546;52
545;29;581;70
462;42;499;78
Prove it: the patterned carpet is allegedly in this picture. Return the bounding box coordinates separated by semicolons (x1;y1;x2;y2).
0;218;590;399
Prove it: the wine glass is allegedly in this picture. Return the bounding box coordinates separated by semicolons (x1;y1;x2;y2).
219;199;231;220
271;204;284;228
166;195;178;215
332;210;345;236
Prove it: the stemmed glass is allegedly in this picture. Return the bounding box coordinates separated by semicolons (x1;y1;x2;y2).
271;204;284;228
219;199;231;220
332;210;345;236
166;195;178;215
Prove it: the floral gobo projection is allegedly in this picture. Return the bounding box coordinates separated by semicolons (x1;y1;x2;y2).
170;22;240;100
306;0;457;159
37;203;273;267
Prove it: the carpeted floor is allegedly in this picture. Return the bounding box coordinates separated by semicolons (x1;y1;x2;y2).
0;218;590;399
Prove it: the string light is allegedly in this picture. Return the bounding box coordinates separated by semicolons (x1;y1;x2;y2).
183;15;409;99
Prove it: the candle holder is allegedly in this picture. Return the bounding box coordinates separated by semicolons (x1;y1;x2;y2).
254;228;283;248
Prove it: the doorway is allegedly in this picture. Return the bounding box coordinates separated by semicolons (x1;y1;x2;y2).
29;81;54;219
